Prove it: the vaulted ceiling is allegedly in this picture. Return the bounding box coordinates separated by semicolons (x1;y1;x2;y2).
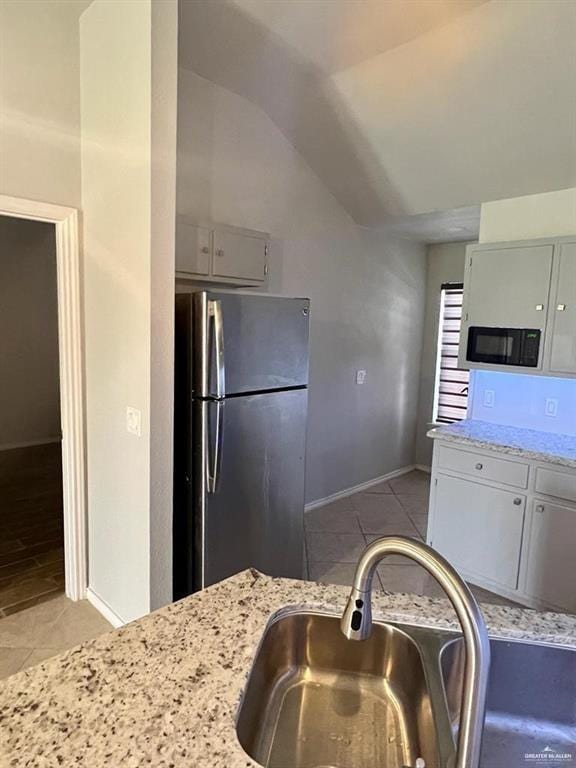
178;0;576;227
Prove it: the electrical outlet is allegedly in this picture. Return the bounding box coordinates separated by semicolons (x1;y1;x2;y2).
126;406;142;436
356;369;367;385
545;398;558;418
483;389;495;408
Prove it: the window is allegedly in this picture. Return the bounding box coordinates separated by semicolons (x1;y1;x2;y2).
432;283;470;423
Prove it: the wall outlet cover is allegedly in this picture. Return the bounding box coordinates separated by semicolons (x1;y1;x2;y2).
545;398;558;418
356;369;367;385
483;389;495;408
126;406;142;436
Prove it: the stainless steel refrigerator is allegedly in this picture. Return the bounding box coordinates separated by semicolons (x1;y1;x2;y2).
173;290;310;598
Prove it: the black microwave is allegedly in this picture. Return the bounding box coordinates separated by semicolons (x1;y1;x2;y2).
466;327;541;367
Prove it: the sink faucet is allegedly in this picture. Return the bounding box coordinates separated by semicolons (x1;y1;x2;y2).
341;535;490;768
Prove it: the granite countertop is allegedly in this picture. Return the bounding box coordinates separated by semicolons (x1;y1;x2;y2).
428;419;576;469
1;569;575;767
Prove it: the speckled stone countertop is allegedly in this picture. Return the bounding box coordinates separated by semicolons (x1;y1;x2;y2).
428;419;576;469
1;570;575;767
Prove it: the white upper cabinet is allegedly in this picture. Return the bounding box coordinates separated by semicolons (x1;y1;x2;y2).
176;224;211;276
212;229;267;282
547;241;576;375
465;244;553;329
175;219;269;287
459;236;576;378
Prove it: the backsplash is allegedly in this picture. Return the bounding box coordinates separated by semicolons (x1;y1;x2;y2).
469;370;576;436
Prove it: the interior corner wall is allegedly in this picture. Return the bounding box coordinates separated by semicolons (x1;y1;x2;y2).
81;0;153;623
0;216;61;450
176;69;427;504
149;0;178;611
414;242;469;468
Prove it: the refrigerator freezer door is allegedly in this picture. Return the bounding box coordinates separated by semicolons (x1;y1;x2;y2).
194;291;309;397
195;388;307;589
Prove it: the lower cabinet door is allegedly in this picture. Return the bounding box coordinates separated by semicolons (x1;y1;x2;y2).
432;474;525;589
525;500;576;612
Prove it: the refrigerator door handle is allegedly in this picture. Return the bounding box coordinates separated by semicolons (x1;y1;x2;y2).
208;299;225;399
207;400;224;494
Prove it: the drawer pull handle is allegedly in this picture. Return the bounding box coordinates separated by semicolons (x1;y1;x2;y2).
513;497;522;506
536;504;545;513
475;463;483;470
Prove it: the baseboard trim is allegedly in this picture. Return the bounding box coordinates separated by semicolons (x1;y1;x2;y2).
305;464;418;512
0;437;61;452
86;587;126;629
415;464;431;474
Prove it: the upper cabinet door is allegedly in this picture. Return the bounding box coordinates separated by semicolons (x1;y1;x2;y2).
549;242;576;374
466;244;553;329
176;224;211;275
212;230;267;282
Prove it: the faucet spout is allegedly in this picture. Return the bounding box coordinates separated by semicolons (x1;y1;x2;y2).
341;535;490;768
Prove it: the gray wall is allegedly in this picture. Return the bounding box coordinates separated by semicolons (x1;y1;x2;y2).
177;69;427;504
415;241;469;467
0;216;61;449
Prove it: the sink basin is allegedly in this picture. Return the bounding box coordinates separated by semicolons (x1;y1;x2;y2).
236;610;441;768
237;608;576;768
441;636;576;766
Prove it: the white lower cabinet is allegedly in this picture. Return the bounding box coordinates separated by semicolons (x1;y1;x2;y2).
525;499;576;612
431;474;525;590
429;440;576;612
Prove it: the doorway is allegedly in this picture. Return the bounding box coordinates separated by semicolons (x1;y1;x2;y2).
0;195;87;606
0;217;64;614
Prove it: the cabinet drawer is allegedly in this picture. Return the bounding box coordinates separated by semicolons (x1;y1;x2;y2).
534;466;576;504
437;444;529;488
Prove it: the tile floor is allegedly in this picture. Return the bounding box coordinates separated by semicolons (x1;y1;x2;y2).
304;469;519;608
0;443;65;616
0;594;113;680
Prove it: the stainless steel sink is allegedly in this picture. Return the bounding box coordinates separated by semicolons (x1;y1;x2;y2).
441;636;576;766
237;608;576;768
236;610;442;768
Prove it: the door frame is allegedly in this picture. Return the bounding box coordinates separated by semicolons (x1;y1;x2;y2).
0;194;87;601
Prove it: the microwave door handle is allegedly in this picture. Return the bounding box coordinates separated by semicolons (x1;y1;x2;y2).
207;400;223;494
208;299;225;399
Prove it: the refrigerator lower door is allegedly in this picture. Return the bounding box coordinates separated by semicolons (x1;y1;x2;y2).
194;388;307;589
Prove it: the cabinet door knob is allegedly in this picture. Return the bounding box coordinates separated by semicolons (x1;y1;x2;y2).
215;248;224;257
201;246;210;254
513;497;522;506
557;304;566;311
535;304;544;311
536;504;545;513
475;462;483;470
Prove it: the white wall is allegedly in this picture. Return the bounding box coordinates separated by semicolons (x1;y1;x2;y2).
177;69;427;504
479;188;576;242
0;0;86;207
81;0;178;621
0;216;61;449
415;242;469;467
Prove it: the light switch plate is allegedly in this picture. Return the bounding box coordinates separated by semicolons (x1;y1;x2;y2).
356;369;367;385
126;406;142;436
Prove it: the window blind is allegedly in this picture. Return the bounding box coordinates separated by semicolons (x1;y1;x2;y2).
433;283;470;423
